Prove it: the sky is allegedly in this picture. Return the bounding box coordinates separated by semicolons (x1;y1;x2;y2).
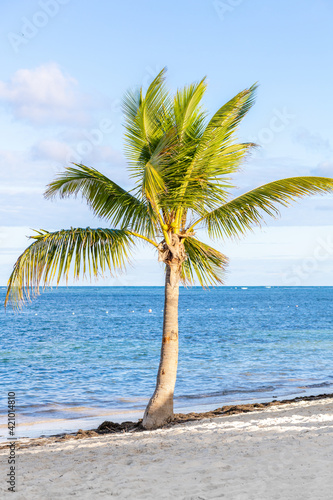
1;0;333;287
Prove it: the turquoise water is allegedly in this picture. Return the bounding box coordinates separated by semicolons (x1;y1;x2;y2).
1;286;333;437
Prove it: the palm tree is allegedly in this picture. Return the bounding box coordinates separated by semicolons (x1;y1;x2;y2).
5;69;333;429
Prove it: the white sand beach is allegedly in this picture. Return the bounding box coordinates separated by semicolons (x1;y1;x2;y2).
1;398;332;499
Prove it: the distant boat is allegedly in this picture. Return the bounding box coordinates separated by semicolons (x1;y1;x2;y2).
241;287;248;290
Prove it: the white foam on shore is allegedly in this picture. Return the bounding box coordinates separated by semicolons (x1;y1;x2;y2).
0;408;144;442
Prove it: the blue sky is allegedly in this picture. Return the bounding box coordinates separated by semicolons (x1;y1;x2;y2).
1;0;333;286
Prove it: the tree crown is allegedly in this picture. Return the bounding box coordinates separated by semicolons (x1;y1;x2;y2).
5;69;333;307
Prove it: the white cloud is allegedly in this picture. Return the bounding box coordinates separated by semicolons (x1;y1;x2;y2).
0;185;44;195
0;63;89;125
0;147;59;186
230;155;311;195
31;139;73;163
292;127;331;153
31;138;123;165
311;160;333;177
0;226;32;249
87;146;125;164
0;149;21;165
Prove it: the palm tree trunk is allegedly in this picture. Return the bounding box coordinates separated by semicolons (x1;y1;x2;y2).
142;262;180;429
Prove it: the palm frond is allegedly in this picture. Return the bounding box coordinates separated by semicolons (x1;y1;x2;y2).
123;67;172;170
168;85;257;214
204;83;258;136
181;237;228;286
142;160;166;206
5;227;135;308
190;176;333;239
122;87;141;125
173;78;207;141
45;164;157;237
191;84;257;174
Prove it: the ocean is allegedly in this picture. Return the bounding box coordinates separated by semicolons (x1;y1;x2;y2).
1;286;333;439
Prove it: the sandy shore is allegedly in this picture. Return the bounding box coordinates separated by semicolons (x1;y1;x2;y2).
1;398;332;499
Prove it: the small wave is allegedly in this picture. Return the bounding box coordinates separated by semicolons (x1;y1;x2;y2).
177;386;276;400
298;381;333;389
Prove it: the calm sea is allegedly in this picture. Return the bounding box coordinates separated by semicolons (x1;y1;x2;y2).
1;286;333;439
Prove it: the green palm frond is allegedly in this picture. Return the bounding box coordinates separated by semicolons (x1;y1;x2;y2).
181;237;228;287
167;85;257;217
122;74;257;222
123;67;172;171
122;87;141;126
141;160;166;206
191;83;257;175
122;68;178;221
190;176;333;239
5;227;135;308
138;128;178;209
205;84;258;135
44;164;157;237
173;78;207;141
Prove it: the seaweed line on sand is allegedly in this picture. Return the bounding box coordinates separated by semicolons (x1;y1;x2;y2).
2;392;333;450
